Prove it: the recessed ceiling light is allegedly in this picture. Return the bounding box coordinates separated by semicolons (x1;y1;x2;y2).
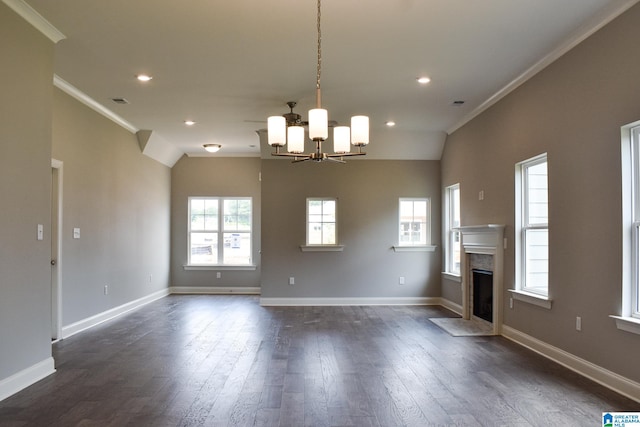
184;120;196;126
136;74;153;82
203;144;221;153
385;121;396;127
416;76;431;84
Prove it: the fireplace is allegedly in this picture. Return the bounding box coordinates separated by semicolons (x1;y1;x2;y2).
456;224;505;335
472;269;493;322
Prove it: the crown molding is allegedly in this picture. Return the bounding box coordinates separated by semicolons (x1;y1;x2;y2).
447;0;640;135
2;0;65;43
53;75;139;134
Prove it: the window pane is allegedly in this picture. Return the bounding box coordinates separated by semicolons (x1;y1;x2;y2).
190;232;218;264
451;230;461;274
322;223;336;245
399;201;413;220
309;200;322;215
525;228;548;293
308;223;322;245
526;162;548;225
224;199;237;231
223;232;251;265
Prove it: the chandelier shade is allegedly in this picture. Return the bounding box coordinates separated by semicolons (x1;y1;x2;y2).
266;0;369;163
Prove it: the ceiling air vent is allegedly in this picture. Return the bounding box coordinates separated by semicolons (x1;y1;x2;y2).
111;97;129;105
452;100;465;106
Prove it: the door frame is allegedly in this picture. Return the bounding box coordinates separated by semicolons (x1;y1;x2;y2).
51;159;63;341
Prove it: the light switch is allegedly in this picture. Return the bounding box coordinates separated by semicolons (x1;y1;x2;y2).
37;224;44;241
73;228;81;239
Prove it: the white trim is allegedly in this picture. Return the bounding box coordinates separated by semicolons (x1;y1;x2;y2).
170;286;260;295
53;75;139;134
447;0;640;135
300;245;345;252
502;325;640;403
610;315;640;335
51;159;63;340
392;245;436;252
2;0;65;43
260;297;440;306
508;289;552;310
183;264;257;271
61;289;169;339
0;357;55;402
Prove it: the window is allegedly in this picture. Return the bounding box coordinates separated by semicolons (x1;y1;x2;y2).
445;184;461;275
307;198;337;245
188;197;252;265
614;123;640;334
515;154;549;296
624;125;640;319
399;198;430;246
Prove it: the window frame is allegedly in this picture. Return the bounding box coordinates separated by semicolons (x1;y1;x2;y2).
305;197;338;247
515;153;549;298
187;196;253;267
444;184;461;276
398;198;431;247
626;125;640;319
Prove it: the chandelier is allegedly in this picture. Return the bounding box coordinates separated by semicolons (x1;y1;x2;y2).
267;0;369;163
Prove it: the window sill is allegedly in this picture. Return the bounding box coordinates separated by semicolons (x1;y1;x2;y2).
392;245;437;252
610;315;640;335
183;264;257;271
300;245;345;252
442;272;462;282
508;289;552;309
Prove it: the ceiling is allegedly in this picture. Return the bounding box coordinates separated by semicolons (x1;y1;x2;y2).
20;0;639;163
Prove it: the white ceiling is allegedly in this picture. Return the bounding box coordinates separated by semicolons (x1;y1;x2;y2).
20;0;639;161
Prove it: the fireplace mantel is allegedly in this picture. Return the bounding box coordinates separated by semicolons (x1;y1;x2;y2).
455;224;505;252
455;224;505;335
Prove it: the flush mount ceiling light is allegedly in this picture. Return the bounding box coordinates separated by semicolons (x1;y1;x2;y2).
267;0;369;163
184;120;196;126
417;76;431;84
136;74;153;82
385;121;396;127
203;144;221;153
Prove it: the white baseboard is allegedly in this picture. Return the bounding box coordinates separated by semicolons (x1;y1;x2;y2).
260;296;440;306
170;286;260;295
439;298;463;315
61;289;169;339
0;357;55;402
502;325;640;403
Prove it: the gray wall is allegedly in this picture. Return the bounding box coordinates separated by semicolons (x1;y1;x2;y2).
52;89;172;326
261;159;441;299
0;4;54;380
441;3;640;382
171;156;262;288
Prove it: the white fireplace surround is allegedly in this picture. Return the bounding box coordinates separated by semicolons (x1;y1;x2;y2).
455;224;505;335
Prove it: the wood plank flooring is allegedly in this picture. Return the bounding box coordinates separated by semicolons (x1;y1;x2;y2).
0;295;636;426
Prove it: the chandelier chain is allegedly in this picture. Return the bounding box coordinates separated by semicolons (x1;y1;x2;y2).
316;0;322;92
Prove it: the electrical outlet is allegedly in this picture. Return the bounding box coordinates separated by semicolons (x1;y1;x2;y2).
104;285;109;295
479;190;484;201
576;316;582;331
289;277;295;285
509;297;513;309
216;272;221;279
149;274;153;283
399;276;405;285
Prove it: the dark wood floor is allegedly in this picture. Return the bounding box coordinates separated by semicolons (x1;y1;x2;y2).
0;295;636;426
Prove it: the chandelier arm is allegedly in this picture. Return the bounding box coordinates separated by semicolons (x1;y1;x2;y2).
326;152;366;158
